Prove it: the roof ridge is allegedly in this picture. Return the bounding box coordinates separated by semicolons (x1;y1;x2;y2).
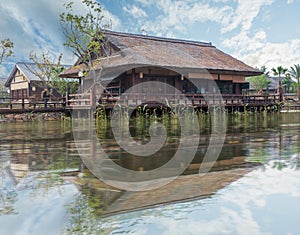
103;30;214;47
16;61;71;67
17;61;35;65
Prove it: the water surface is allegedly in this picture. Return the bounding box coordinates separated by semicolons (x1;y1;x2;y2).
0;113;299;234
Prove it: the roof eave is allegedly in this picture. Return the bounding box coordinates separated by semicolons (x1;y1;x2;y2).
5;65;18;87
207;68;263;77
59;65;263;80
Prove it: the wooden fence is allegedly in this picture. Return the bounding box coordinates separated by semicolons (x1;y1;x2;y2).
95;93;282;108
0;97;65;114
0;93;288;114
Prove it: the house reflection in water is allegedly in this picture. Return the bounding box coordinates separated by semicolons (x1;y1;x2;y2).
0;120;259;217
67;128;258;216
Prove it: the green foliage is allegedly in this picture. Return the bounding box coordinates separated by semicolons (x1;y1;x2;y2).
259;65;269;76
29;52;78;94
64;194;112;235
271;66;288;87
289;64;300;84
289;64;300;97
60;0;111;71
0;38;14;64
246;74;271;93
47;67;79;94
271;66;288;77
282;73;294;93
271;66;287;100
29;51;63;83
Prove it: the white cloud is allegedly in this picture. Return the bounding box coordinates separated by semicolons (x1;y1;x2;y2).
103;11;122;30
1;0;299;78
134;0;153;6
124;0;299;71
130;0;234;37
123;5;148;18
127;0;274;41
0;1;66;76
222;29;300;70
221;0;275;33
222;30;267;55
0;0;121;77
219;0;300;70
246;39;300;70
134;0;274;36
102;160;300;235
214;0;231;2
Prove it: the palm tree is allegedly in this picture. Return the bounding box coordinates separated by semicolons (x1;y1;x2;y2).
282;73;293;93
260;65;270;76
271;66;287;101
289;64;300;98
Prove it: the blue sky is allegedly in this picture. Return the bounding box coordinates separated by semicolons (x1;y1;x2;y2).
0;0;299;77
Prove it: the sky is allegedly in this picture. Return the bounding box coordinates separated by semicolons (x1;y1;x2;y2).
0;0;299;78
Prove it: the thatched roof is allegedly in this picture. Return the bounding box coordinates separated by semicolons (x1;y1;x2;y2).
60;31;261;79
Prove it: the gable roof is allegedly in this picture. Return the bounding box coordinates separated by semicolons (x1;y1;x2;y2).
60;30;261;78
5;62;71;87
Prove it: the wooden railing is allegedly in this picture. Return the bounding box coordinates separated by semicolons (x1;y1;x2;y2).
0;97;65;114
95;93;282;107
0;92;284;114
66;93;94;108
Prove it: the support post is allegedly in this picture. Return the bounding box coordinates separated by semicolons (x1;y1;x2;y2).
278;76;283;102
44;99;48;109
22;98;25;110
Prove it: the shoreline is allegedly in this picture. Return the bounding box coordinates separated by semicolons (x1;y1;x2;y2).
0;112;68;122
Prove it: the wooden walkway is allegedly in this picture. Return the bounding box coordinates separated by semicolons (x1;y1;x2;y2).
67;93;283;111
0;93;292;115
0;97;66;114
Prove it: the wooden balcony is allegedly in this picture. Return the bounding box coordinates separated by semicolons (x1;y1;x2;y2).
66;92;282;111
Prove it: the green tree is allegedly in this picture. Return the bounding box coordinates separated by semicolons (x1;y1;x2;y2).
47;66;78;95
282;73;293;93
289;64;300;98
29;51;63;83
246;66;271;94
271;66;287;101
0;38;14;65
259;65;270;76
246;75;271;94
28;52;78;94
60;0;111;79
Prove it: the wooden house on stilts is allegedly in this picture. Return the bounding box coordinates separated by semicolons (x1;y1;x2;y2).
60;31;280;113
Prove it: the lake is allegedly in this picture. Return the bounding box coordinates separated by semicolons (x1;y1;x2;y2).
0;112;300;234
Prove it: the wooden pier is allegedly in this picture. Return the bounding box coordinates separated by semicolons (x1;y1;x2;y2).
0;93;292;115
66;92;283;113
0;97;66;115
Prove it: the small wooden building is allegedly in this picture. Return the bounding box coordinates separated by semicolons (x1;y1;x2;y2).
60;31;262;103
5;62;69;100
